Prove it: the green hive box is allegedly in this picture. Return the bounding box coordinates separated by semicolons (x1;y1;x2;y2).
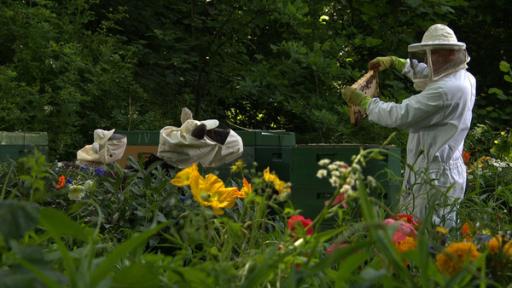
290;144;401;219
235;130;295;178
0;132;48;161
207;130;295;178
115;130;160;167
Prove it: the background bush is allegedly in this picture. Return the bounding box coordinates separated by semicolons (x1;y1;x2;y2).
0;0;510;161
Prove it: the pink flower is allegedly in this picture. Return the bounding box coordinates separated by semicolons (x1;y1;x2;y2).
384;218;416;243
325;193;348;208
393;213;419;227
288;215;314;236
325;241;348;255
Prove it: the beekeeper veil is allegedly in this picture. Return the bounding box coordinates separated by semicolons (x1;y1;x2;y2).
407;24;469;90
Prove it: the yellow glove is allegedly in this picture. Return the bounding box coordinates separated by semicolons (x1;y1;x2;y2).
368;56;406;72
342;86;371;112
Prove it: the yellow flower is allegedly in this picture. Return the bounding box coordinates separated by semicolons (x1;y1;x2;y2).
504;240;512;257
170;163;199;186
263;167;291;194
436;226;449;235
190;173;238;215
230;159;246;173
395;236;417;253
436;242;480;276
263;167;278;183
235;177;252;199
487;236;503;254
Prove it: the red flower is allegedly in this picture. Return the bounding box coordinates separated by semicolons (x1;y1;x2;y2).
55;175;66;190
288;215;314;236
393;213;419;227
463;151;471;165
326;192;348;208
384;218;416;243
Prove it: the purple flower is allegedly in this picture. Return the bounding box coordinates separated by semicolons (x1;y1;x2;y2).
179;194;190;203
94;167;106;176
66;177;74;184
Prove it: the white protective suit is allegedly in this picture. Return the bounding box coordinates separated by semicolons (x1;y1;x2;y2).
366;25;476;226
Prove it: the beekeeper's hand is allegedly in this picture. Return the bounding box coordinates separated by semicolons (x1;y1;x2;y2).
342;86;371;112
368;56;406;72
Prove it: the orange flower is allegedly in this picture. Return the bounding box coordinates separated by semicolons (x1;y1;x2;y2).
55;175;66;190
395;236;417;253
463;151;471;165
487;236;503;254
235;177;252;199
460;222;472;239
436;242;480;276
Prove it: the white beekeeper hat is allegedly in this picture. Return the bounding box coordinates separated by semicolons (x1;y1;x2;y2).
407;24;469;90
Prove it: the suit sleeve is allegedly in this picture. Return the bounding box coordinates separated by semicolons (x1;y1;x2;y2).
367;85;446;130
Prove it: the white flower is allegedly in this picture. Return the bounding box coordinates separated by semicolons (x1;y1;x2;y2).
366;176;377;187
327;164;337;171
330;170;341;177
68;185;85;201
318;159;331;166
333;161;348;169
316;169;328;178
351;164;361;172
329;177;340;187
83;180;95;191
340;184;351;194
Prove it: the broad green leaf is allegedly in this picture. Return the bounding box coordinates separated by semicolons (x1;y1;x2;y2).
334;250;368;283
112;262;160;288
0;200;39;242
14;257;61;288
499;60;510;73
90;222;168;287
504;74;512;83
39;207;93;241
167;267;214;287
488;88;507;100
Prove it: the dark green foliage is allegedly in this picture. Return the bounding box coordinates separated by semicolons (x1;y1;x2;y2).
0;0;510;160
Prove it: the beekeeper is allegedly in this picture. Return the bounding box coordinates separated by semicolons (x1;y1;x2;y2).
157;108;243;168
342;24;476;227
77;129;127;166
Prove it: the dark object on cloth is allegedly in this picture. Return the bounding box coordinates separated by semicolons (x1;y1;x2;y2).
206;128;230;145
191;123;207;140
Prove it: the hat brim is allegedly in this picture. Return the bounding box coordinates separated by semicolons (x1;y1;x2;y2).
200;119;219;130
